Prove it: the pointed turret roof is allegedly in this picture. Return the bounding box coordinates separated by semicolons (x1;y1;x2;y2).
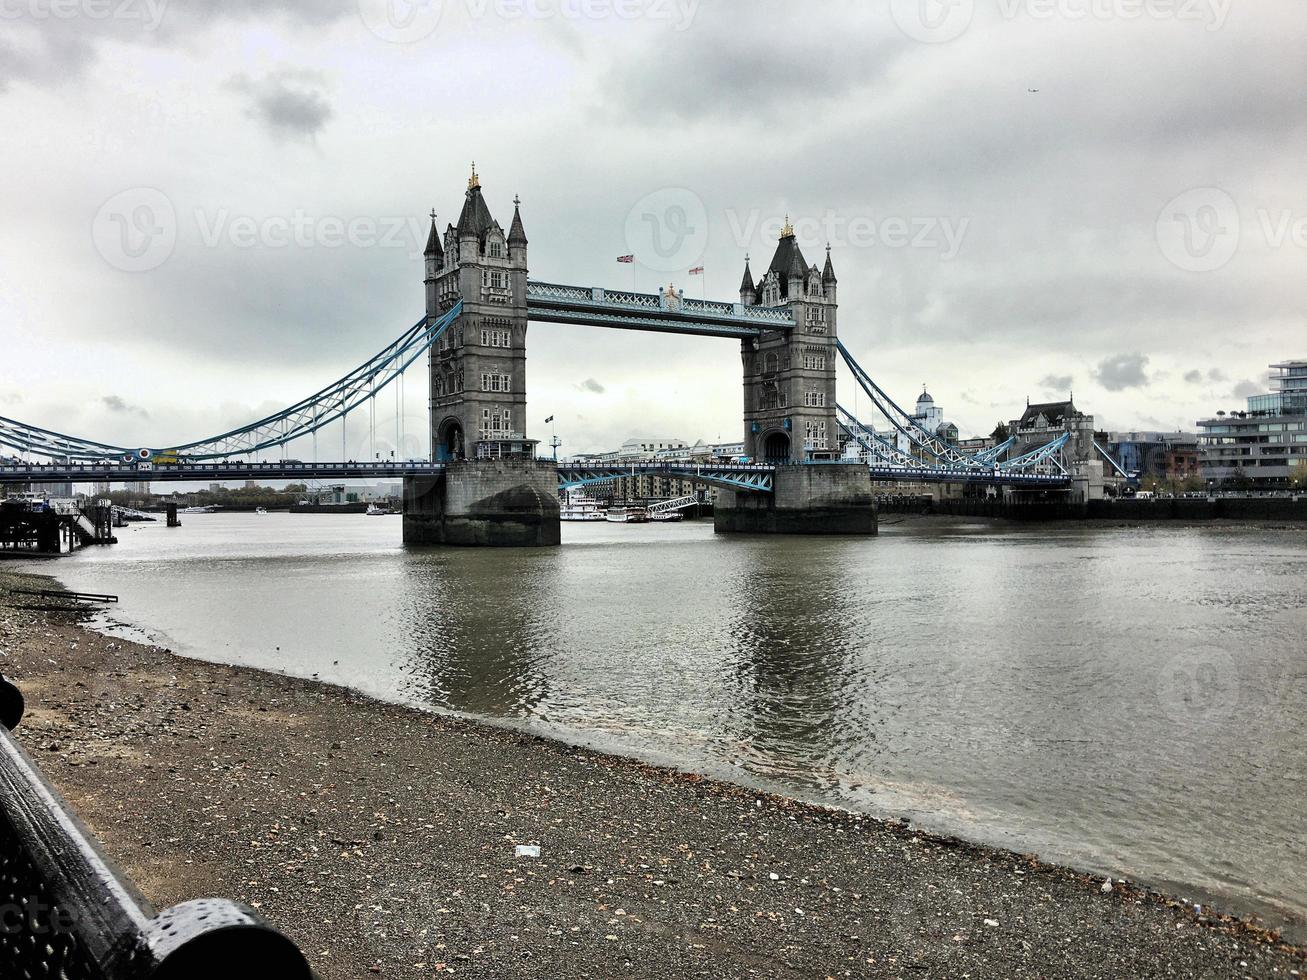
457;184;496;241
424;210;442;258
508;195;527;246
740;255;755;294
823;244;837;284
766;220;808;298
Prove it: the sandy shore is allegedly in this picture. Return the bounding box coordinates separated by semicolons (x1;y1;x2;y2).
0;567;1302;979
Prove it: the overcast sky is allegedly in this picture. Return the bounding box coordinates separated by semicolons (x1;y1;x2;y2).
2;0;1305;459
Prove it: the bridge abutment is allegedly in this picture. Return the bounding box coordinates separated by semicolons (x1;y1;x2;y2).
714;463;877;535
403;459;561;547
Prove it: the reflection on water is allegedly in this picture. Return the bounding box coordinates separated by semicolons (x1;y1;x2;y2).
33;513;1307;938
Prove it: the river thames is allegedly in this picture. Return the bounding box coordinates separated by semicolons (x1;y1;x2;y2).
30;513;1307;939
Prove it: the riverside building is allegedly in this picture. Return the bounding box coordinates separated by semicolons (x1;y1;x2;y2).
1197;360;1307;488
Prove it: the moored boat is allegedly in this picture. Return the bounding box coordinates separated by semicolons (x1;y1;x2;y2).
605;505;649;524
561;491;607;522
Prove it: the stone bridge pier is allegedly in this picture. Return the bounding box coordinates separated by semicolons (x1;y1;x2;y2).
714;464;878;535
403;460;560;547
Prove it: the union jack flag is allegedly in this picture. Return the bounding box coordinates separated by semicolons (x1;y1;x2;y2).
617;254;634;263
688;266;704;275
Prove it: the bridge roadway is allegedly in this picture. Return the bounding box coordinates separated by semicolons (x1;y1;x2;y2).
1;460;1070;491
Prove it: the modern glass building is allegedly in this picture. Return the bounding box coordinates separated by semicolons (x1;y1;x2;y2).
1197;360;1307;488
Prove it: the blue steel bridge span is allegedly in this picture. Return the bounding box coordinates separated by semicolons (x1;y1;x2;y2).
0;282;1072;491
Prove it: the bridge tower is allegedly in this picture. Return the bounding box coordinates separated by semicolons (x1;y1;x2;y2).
404;165;559;547
739;220;839;464
716;219;875;535
426;165;532;462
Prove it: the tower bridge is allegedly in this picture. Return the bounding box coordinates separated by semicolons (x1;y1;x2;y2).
0;164;1083;546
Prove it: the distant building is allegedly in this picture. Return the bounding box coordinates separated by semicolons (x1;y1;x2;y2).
842;387;960;463
1103;432;1201;482
566;438;746;503
1011;398;1096;460
1198;359;1307;488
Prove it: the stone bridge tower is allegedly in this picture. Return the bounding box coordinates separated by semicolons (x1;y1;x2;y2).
406;165;558;547
425;164;532;462
738;220;839;463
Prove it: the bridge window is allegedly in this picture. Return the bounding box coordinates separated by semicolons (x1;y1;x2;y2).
482;270;509;291
805;420;828;450
763;352;779;374
481;408;513;438
802;353;827;371
804;390;826;408
481;328;511;348
488;241;504;259
806;307;827;334
480;373;512;393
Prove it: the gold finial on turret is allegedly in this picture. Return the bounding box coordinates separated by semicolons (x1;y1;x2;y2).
780;215;794;238
468;161;480;190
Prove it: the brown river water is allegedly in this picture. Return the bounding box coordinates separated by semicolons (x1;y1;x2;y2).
27;513;1307;939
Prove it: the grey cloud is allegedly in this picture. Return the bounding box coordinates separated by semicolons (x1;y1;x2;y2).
1095;354;1150;392
102;395;149;417
600;7;899;123
1183;370;1204;384
1209;368;1228;383
575;378;606;395
227;70;333;141
1232;380;1261;399
1039;374;1073;393
0;3;354;93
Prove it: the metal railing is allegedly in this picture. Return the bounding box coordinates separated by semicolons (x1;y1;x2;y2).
0;675;314;979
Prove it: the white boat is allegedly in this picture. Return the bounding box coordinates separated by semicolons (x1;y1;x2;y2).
365;503;393;516
560;491;607;522
179;505;217;514
650;510;684;522
255;506;268;515
605;505;649;524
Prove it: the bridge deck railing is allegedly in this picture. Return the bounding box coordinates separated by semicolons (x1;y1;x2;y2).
0;675;316;979
526;281;794;328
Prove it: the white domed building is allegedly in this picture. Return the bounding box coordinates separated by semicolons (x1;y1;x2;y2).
843;386;960;462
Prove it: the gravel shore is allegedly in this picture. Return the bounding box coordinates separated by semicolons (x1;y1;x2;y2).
0;568;1302;979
